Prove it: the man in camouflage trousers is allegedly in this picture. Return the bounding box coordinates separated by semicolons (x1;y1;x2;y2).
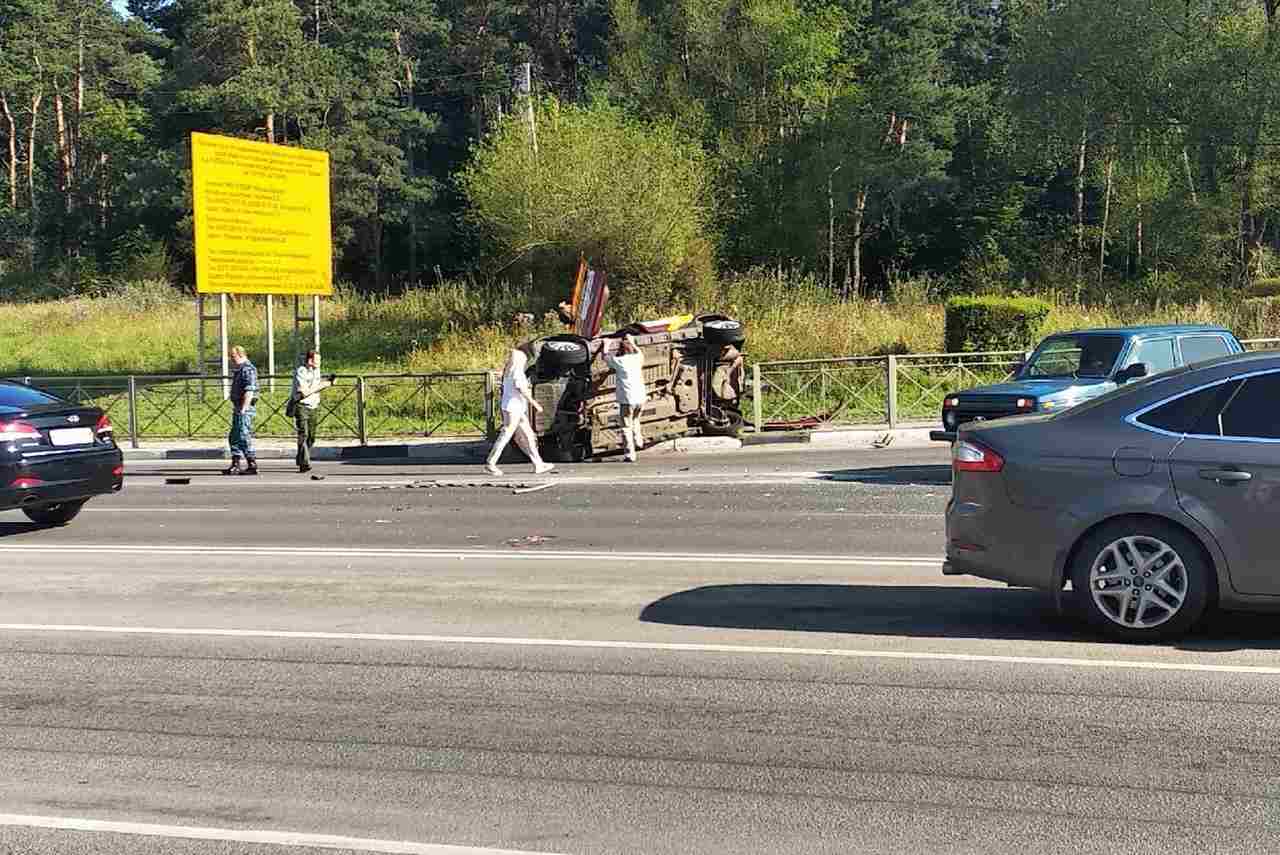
224;345;259;476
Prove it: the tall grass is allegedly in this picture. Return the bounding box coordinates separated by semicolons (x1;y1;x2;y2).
2;272;1275;377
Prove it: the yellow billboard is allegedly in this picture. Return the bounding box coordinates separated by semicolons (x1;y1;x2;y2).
191;132;333;296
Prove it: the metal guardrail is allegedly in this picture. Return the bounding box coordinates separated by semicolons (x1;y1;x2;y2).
1242;337;1280;351
748;337;1280;430
10;373;497;448
16;338;1280;446
748;350;1024;430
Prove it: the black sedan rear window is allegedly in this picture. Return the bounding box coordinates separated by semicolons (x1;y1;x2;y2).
0;382;60;409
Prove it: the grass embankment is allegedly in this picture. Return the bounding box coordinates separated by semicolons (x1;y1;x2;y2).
2;274;1274;438
2;273;1270;377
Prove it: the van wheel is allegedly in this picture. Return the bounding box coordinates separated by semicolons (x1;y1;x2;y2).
541;431;589;463
538;335;590;369
23;500;87;526
701;410;743;438
1070;520;1212;642
702;318;746;348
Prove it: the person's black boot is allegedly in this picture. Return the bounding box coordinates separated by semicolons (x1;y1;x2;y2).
241;458;259;476
222;461;241;476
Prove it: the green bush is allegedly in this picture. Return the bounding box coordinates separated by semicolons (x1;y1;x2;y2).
944;295;1051;353
1247;278;1280;298
1245;296;1280;337
459;96;716;313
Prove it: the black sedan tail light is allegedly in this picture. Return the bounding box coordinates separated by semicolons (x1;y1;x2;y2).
0;420;41;444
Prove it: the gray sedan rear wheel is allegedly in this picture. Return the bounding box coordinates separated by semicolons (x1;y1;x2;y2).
1070;520;1211;642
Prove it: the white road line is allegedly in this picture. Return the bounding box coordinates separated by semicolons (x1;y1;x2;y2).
0;543;939;567
804;512;941;518
120;470;942;488
0;623;1277;676
0;814;560;854
78;507;229;513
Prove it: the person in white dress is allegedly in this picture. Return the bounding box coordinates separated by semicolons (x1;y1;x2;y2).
486;344;555;476
605;334;647;462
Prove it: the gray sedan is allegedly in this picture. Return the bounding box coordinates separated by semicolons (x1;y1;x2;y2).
944;349;1280;641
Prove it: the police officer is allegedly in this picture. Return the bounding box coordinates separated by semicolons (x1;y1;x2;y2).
224;345;259;475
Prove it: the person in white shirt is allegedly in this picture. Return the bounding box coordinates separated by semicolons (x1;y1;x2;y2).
486;344;555;476
605;334;647;462
290;349;332;473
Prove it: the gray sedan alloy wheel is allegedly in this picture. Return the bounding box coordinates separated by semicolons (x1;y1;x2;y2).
1089;536;1188;630
1072;521;1211;641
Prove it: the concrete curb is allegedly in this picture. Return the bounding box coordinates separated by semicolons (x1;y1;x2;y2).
806;427;935;450
120;425;939;461
121;441;485;463
648;436;743;454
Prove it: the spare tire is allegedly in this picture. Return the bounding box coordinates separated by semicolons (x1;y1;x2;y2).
702;318;746;348
538;335;590;369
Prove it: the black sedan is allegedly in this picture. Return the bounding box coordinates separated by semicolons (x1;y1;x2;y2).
945;349;1280;641
1;380;123;525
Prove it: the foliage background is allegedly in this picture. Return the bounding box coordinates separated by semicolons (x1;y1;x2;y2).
4;0;1280;339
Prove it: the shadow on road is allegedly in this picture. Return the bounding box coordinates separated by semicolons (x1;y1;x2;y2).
0;521;50;537
817;465;952;486
640;583;1280;648
641;584;1080;641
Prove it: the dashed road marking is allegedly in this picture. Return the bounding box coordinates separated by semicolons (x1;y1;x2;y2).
0;543;940;567
0;623;1277;676
0;814;563;854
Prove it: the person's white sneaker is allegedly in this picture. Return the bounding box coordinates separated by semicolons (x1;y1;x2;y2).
484;463;503;476
534;462;556;475
625;453;637;463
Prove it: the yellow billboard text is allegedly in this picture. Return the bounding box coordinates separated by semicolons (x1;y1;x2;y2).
191;132;333;296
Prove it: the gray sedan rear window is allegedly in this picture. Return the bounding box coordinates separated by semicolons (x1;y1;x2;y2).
1219;375;1280;439
1136;381;1242;435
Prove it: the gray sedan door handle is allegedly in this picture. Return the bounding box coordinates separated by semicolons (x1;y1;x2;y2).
1199;468;1253;483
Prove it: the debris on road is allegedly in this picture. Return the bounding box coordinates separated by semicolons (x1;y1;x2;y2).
512;482;555;495
507;534;557;548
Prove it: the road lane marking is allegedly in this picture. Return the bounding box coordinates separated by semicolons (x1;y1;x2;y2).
78;507;229;513
0;814;561;854
0;544;940;567
117;469;947;488
1;622;1278;676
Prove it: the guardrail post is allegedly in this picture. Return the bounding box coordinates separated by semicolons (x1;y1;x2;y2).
484;371;497;440
752;363;763;432
127;376;140;449
886;355;899;428
356;376;368;446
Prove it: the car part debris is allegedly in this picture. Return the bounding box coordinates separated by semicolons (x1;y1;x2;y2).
507;534;557;547
512;482;555;495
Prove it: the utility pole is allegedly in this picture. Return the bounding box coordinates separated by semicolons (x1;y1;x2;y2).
828;164;841;290
514;62;538;155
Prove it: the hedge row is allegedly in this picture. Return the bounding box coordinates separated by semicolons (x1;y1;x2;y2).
943;296;1052;353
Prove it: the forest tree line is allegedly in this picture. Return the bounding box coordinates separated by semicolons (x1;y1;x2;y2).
2;0;1280;307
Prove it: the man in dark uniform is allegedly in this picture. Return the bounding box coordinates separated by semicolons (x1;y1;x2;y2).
224;345;259;475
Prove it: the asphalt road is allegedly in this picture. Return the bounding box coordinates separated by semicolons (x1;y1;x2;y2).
2;445;1279;854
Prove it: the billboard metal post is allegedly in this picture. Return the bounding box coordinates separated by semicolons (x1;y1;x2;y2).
293;295;321;363
265;295;275;391
219;293;229;399
196;292;231;401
